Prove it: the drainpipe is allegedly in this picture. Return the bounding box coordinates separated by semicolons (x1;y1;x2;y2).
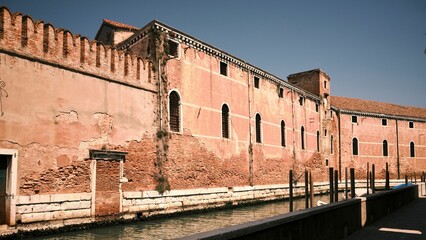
396;119;400;179
247;70;253;186
158;59;163;130
291;90;297;171
337;108;342;181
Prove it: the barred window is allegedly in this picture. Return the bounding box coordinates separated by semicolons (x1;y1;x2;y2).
281;120;286;147
169;91;181;132
383;140;388;157
352;138;359;156
222;104;230;138
316;131;320;152
255;113;262;143
410;142;415;157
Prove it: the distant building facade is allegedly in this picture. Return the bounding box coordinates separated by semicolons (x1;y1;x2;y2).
0;6;425;229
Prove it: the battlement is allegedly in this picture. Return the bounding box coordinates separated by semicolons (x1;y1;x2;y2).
0;7;155;92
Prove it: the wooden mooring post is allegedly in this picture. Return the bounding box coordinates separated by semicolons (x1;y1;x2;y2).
309;172;314;208
372;164;375;193
385;162;390;190
305;170;309;209
345;167;348;200
329;167;334;203
405;175;408;186
334;170;339;202
350;168;355;198
366;163;369;195
289;170;293;212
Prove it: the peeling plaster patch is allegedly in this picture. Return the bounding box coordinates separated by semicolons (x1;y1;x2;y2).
94;112;113;135
55;110;79;124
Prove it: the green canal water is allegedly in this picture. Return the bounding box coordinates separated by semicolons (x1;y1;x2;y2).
29;194;337;240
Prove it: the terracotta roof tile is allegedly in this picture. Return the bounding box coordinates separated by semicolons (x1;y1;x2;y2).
102;19;140;31
331;96;426;120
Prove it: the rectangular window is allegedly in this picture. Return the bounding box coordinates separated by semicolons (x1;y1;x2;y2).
409;121;414;129
167;39;179;58
315;103;319;112
279;88;284;98
352;116;358;124
299;97;304;106
254;76;260;89
220;61;227;76
382;119;388;126
324;81;327;89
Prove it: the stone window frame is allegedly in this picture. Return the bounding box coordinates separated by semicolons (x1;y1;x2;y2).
382;118;388;126
254;76;260;89
280;120;286;147
410;141;415;158
221;103;231;139
255;113;262;143
383;140;389;157
220;61;228;76
351;115;358;124
352;138;359;156
409;121;414;129
168;89;182;133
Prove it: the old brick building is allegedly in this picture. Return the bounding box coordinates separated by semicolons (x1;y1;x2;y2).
0;7;425;229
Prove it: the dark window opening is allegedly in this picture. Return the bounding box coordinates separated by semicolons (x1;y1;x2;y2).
299;97;304;106
324;129;327;136
254;76;260;89
324;81;327;89
409;121;414;129
316;131;320;152
330;135;334;154
326;159;329;166
220;61;227;76
382;119;388;126
279;88;284;98
169;91;181;132
315;103;319;112
167;40;179;58
281;120;286;147
352;116;358;124
255;114;262;143
383;140;388;157
352;138;359;156
222;104;230;139
301;126;305;150
410;142;415;157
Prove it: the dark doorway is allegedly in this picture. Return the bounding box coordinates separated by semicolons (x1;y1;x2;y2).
0;155;10;224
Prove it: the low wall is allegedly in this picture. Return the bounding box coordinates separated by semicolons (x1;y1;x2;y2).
180;184;420;240
16;193;92;229
181;198;362;240
122;183;332;218
363;184;418;225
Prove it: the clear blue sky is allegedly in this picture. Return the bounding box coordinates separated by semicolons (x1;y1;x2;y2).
1;0;426;108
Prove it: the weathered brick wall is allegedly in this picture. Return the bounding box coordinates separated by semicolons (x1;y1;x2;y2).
95;160;120;216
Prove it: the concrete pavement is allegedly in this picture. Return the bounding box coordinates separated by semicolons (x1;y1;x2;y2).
346;196;426;239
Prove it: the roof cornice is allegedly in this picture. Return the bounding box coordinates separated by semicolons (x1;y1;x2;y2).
331;106;426;123
118;20;321;101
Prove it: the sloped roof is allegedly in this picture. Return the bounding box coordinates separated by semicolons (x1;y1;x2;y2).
331;96;426;120
102;19;140;31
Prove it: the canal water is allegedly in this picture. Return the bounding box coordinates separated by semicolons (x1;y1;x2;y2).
30;194;337;240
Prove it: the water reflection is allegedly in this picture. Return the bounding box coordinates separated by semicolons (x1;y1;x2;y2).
30;194;336;240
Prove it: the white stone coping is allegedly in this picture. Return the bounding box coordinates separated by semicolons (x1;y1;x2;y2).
17;193;92;205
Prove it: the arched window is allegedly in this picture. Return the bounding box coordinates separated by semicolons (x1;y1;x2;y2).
169;91;181;132
316;131;320;152
281;120;286;147
222;104;230;138
330;135;334;154
352;138;359;156
301;126;305;150
410;142;415;157
383;140;388;157
255;114;262;143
